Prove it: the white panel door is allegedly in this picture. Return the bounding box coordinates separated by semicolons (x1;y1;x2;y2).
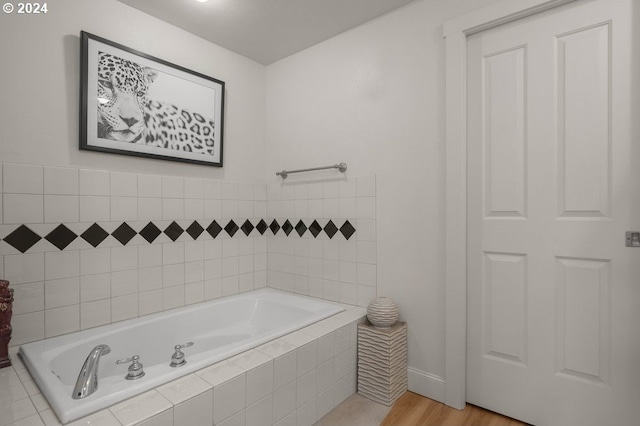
466;1;639;425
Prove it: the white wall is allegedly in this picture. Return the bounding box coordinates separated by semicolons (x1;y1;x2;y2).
265;0;503;398
0;0;266;182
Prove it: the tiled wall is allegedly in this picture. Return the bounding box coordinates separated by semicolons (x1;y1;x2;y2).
0;162;377;347
266;177;377;307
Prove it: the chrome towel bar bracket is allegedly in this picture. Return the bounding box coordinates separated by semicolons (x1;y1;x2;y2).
276;162;347;179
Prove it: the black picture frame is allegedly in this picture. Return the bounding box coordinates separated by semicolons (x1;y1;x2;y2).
80;31;225;167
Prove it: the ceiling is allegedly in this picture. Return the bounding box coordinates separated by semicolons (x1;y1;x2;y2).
118;0;417;65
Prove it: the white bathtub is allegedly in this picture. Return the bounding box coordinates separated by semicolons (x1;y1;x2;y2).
18;289;344;424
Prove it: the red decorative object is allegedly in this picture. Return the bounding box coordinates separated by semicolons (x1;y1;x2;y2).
0;280;14;368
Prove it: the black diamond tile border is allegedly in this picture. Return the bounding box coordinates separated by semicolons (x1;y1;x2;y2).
112;223;137;245
3;225;42;253
81;223;109;248
1;217;358;253
139;222;162;243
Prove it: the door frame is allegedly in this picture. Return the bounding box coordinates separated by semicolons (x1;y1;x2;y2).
443;0;579;410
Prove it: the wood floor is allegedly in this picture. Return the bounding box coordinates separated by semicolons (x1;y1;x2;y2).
381;392;528;426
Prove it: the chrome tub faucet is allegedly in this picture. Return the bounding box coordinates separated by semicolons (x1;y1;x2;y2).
72;344;111;399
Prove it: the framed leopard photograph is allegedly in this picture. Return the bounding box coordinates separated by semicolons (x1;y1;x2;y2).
80;31;225;167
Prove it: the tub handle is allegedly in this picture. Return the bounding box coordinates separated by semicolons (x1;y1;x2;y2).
170;342;194;367
115;355;145;380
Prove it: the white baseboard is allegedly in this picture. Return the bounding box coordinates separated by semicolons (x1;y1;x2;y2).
407;367;445;403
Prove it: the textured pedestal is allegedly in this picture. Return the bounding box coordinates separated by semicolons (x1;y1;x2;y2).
357;321;407;406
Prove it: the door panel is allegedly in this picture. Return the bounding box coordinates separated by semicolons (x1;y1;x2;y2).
466;1;638;425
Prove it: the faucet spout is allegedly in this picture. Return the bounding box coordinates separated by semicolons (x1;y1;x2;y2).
72;344;111;399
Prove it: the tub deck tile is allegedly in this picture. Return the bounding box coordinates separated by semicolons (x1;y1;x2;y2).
227;349;272;372
156;374;212;405
109;390;172;426
195;360;244;388
254;338;297;359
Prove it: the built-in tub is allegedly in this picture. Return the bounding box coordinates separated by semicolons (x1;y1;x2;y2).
18;289;344;424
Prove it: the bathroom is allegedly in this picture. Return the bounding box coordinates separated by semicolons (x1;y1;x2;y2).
1;0;638;425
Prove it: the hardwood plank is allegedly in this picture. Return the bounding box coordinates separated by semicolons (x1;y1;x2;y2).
381;392;528;426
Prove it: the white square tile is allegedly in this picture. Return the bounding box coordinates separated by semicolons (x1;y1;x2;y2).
356;263;376;287
45;277;79;308
80;299;111;329
162;176;184;198
272;381;295;423
12;282;44;315
173;390;212;426
339;179;357;198
221;181;238;200
184;241;204;262
246;395;273;426
162;286;184;310
139;245;162;268
39;408;63;425
184;199;204;220
45;251;79;280
204;278;222;300
297;342;317;377
356;197;376;219
222;257;238;277
0;397;37;426
139;267;162;292
4;253;44;284
317;332;335;365
79;196;110;222
109;390;172;426
316;359;335;394
184;282;204;305
238;200;253;218
138;174;162;198
11;311;44;345
4;164;43;194
308;278;323;299
45;305;79;338
339;283;357;305
138;289;163;316
11;413;45;426
222;276;239;296
138;198;162;221
218;410;245;426
79;169;109;196
238;182;253;201
111;294;138;322
3;194;43;224
162;199;184;220
204;199;222;218
253;183;266;201
296;370;317;408
222;200;238;219
204;239;222;260
196;360;244;387
253;201;267;218
245;361;273;407
0;381;27;406
357;241;376;264
356;285;376;308
273;350;297;390
322;181;339;199
80;273;110;302
185;262;204;284
110;172;137;197
339;197;357;218
111;269;138;297
296;397;317;426
204;179;222;199
339;262;357;284
111;246;138;271
222;239;239;258
213;374;246;424
44;195;80;223
80;248;110;276
204;259;222;280
184;178;204;199
316;387;335;420
136;410;172;426
111;197;137;222
157;374;212;405
162;264;184;288
44;167;78;196
163;242;184;265
68;409;123;426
